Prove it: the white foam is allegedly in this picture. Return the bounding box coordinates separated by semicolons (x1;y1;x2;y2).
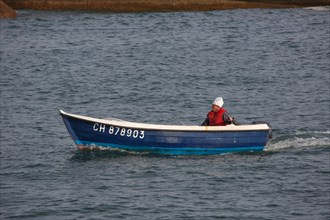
78;145;151;155
304;6;330;11
294;130;330;135
265;136;330;151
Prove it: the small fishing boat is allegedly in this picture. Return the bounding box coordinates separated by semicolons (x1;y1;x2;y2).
60;110;272;155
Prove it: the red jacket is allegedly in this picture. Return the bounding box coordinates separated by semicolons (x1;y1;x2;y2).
207;108;228;126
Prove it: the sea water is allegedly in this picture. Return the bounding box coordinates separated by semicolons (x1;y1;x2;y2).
0;7;329;219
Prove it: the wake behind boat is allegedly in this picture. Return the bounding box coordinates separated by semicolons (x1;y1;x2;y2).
60;110;272;155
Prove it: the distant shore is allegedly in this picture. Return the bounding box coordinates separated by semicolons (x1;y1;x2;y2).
1;0;329;18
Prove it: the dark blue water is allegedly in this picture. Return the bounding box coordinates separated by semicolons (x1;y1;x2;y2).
1;7;329;219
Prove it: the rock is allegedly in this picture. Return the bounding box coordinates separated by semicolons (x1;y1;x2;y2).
0;0;16;18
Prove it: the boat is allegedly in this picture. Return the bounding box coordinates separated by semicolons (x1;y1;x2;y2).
60;110;272;155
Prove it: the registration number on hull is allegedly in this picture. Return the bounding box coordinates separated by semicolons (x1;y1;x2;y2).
92;123;145;139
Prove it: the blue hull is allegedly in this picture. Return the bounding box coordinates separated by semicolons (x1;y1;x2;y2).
60;110;271;155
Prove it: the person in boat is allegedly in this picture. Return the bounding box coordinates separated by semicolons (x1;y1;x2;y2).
201;97;235;126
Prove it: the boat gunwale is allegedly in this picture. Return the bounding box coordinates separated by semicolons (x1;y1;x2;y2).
59;110;271;132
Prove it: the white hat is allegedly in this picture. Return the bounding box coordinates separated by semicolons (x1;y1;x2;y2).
212;97;224;107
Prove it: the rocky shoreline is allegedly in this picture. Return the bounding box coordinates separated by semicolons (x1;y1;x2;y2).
1;0;329;18
0;0;16;18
